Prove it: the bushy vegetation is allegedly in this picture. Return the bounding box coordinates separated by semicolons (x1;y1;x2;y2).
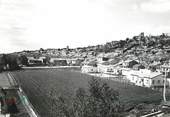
0;54;28;71
55;78;122;117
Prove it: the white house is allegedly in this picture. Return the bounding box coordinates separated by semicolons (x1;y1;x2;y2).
81;60;98;73
122;68;168;89
27;57;44;65
97;61;120;75
81;65;98;73
130;69;163;88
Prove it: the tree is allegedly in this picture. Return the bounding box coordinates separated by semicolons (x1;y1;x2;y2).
5;54;20;70
57;78;122;117
18;55;28;66
87;78;121;117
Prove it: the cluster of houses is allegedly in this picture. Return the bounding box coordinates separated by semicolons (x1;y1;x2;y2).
81;53;170;91
27;56;84;66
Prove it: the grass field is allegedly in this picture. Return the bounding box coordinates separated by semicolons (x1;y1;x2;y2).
12;69;163;116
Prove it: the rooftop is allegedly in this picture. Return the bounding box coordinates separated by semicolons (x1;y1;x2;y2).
131;69;162;79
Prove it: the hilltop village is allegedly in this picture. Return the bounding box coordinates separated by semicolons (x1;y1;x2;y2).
1;33;170;90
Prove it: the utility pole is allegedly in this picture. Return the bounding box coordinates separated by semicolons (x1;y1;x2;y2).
163;68;167;102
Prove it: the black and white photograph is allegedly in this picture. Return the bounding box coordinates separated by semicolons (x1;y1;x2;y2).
1;0;170;117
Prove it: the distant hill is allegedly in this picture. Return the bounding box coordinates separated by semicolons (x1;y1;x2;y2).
5;32;170;69
16;32;170;55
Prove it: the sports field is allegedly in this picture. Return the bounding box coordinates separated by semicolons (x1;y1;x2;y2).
12;69;163;117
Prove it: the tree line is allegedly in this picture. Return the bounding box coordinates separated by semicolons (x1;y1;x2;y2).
0;54;28;72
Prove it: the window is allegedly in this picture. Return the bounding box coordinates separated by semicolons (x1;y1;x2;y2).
152;80;155;84
147;80;149;83
157;80;160;84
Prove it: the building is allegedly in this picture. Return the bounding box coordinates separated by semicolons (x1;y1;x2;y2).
81;61;98;73
122;59;139;68
49;58;67;66
97;53;109;63
130;69;163;88
122;68;168;89
27;57;44;66
67;58;84;66
81;65;98;73
97;61;120;75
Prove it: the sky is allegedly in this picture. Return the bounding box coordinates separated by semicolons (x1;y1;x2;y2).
0;0;170;53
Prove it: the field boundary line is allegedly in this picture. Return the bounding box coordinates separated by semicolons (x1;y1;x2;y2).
7;72;18;86
22;66;80;69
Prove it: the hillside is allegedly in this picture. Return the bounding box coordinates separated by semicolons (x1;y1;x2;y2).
17;33;170;65
1;32;170;72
